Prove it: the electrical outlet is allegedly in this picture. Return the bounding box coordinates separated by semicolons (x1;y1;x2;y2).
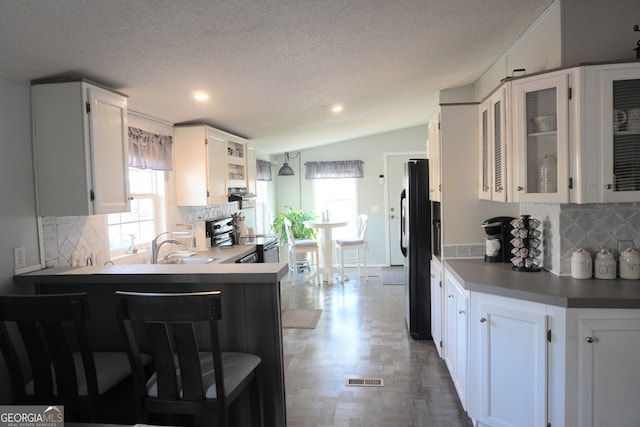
13;247;26;269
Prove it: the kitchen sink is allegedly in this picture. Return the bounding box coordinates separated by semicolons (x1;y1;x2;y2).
161;257;217;264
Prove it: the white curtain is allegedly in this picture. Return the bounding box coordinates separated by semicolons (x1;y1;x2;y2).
305;160;364;179
257;159;272;181
128;127;173;171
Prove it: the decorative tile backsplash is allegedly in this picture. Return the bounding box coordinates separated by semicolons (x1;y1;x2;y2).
444;203;639;277
42;215;110;267
558;202;640;275
42;202;240;267
443;244;485;259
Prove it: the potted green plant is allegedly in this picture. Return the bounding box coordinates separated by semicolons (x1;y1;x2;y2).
272;206;318;245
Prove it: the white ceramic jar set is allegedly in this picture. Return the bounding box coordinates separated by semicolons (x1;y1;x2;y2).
571;247;640;280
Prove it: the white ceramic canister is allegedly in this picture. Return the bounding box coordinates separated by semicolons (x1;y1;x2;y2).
594;249;616;279
619;248;640;280
571;248;592;279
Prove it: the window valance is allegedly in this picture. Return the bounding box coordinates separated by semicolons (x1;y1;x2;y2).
128;127;173;171
305;160;364;179
257;159;273;181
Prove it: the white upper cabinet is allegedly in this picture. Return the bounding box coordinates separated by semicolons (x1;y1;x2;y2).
580;63;640;203
32;81;130;216
174;125;251;206
479;86;509;202
428;110;442;202
226;138;246;189
246;143;257;196
512;70;572;203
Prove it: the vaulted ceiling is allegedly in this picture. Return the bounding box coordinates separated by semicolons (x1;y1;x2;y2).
0;0;553;153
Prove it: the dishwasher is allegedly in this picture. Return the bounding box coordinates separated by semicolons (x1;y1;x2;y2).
236;251;258;264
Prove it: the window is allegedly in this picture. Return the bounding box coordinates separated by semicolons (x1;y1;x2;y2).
256;180;271;235
108;168;165;255
313;178;358;240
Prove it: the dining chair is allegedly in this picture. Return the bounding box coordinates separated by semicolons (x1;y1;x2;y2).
114;290;263;427
284;217;320;285
335;214;369;282
0;292;137;422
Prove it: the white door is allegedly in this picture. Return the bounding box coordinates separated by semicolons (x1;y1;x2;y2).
386;152;426;266
88;86;130;214
478;302;547;427
578;317;640;427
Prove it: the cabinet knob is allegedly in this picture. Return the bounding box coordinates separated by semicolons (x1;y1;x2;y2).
448;294;454;298
604;184;612;190
128;196;134;201
585;336;594;343
480;317;487;323
459;310;465;315
516;186;524;191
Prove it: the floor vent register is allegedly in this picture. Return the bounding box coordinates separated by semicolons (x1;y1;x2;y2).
346;378;384;387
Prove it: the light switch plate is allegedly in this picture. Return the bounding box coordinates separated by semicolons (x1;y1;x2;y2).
13;247;26;269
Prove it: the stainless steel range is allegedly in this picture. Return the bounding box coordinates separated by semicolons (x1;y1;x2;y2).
205;217;235;247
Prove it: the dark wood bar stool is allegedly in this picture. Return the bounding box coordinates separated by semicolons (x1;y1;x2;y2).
0;292;137;422
114;290;263;427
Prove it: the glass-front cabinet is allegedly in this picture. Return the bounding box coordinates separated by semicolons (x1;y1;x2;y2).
479;86;508;202
597;65;640;202
512;70;571;203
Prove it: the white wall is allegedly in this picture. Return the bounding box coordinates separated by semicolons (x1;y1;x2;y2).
439;104;520;247
561;0;640;66
275;125;427;266
0;76;41;402
0;77;40;288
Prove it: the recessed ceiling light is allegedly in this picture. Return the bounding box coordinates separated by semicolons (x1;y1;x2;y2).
331;104;344;113
194;92;209;101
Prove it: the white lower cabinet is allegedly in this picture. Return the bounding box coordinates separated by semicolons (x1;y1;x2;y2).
443;270;468;410
430;259;443;358
469;293;547;427
568;310;640;427
460;290;640;427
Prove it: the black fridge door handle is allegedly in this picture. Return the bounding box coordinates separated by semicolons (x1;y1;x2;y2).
400;189;407;257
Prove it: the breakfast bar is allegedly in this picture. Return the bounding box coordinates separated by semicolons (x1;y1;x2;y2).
14;261;289;427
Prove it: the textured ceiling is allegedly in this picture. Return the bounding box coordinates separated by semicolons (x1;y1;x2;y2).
0;0;552;153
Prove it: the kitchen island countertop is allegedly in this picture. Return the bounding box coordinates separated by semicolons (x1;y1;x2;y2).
13;248;289;427
445;259;640;308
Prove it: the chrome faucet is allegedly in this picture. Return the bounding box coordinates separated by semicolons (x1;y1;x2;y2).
151;231;181;264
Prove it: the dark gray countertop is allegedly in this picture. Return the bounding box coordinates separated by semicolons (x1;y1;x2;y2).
14;262;289;285
445;259;640;308
14;243;288;286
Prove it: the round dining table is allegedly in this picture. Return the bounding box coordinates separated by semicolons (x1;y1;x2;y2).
304;219;349;284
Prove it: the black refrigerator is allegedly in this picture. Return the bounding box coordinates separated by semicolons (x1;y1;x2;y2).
400;159;432;340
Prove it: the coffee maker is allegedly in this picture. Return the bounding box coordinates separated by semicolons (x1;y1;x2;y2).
482;216;516;263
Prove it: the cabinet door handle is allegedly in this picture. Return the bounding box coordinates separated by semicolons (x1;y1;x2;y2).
459;310;465;314
480;317;487;323
128;196;134;201
448;294;454;298
585;336;594;343
604;184;612;190
516;186;524;191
